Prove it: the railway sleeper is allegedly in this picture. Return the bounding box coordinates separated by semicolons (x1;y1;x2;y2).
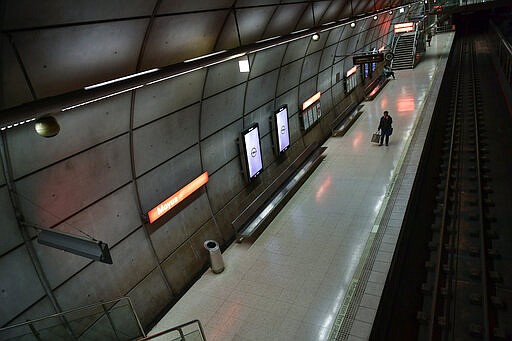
489;271;503;283
491;296;506;309
469;293;482;305
486;229;499;239
469;269;481;279
416;311;429;323
487;248;501;259
468;323;483;337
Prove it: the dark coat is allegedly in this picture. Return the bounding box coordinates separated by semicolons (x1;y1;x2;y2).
378;115;393;134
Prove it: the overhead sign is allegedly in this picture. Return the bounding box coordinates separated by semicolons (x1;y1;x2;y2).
394;22;414;33
147;171;209;223
352;53;384;65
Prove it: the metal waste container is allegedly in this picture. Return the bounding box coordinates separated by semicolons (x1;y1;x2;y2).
204;240;224;273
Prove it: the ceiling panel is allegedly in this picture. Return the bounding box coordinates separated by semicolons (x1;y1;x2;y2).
0;35;33;110
158;0;234;13
263;3;307;38
141;11;229;69
2;0;157;30
13;19;148;98
236;7;277;45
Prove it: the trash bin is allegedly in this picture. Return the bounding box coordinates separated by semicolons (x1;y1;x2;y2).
204;240;224;274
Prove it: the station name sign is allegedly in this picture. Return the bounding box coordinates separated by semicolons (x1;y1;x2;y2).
147;171;209;223
352;53;384;65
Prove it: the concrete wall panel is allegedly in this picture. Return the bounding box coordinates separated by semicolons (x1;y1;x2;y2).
298;77;318;105
204;60;248;98
236;7;277;45
282;38;309;64
16;135;132;228
245;70;279;113
137;145;202;214
207;158;246;214
7;297;55;329
127;268;172;328
133;104;200;176
276;60;302;97
12;20;148;98
200;84;245;139
54;228;155;311
150;192;211;261
326;27;344;46
162;241;202;294
201;119;243;174
301;51;322;81
133;70;206;128
0;187;22;254
263;4;307;38
141;12;228;70
319;45;336;71
0;246;46;326
2;0;156;29
158;0;233;13
35;184;142;289
250;45;286;79
9;93;131;178
0;36;33;110
244;101;274;138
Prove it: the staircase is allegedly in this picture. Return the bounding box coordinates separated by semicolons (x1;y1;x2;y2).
391;33;416;70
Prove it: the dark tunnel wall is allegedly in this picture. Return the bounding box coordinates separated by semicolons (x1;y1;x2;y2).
0;0;417;331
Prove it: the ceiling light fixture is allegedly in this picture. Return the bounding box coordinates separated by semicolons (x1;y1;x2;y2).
312;33;320;41
350;22;356;28
238;55;250;73
35;116;60;138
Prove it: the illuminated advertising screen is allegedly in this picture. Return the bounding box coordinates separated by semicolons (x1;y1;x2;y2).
273;105;290;154
240;123;263;181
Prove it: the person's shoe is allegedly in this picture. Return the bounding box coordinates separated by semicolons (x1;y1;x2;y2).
385;143;388;146
378;143;382;146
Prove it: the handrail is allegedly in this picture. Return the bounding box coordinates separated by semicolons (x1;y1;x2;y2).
138;319;206;340
0;296;145;340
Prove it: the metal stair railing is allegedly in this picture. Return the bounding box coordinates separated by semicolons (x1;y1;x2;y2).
138;320;206;341
0;297;145;341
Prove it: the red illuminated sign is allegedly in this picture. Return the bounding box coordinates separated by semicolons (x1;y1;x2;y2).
302;92;321;111
394;22;414;33
147;171;209;223
346;65;358;78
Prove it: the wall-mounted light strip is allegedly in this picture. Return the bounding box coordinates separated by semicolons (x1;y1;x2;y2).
184;50;227;63
1;118;36;131
147;171;209;223
84;68;159;90
302;92;321;111
62;85;144;111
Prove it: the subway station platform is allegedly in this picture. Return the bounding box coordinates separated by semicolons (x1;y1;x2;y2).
149;32;455;341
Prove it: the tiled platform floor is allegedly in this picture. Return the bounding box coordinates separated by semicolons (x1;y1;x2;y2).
150;32;455;341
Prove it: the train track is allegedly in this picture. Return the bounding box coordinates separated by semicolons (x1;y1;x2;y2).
417;27;499;340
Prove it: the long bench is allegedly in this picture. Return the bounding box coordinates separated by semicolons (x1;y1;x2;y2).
232;142;326;243
331;102;364;137
365;75;390;101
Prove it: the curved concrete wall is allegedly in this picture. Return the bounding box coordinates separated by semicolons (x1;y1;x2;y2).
0;0;416;330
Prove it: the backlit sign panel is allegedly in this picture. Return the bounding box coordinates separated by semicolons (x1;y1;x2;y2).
148;171;209;223
394;22;414;33
302;92;321;111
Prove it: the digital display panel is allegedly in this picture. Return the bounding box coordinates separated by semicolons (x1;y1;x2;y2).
273;105;290;154
240;123;263;180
